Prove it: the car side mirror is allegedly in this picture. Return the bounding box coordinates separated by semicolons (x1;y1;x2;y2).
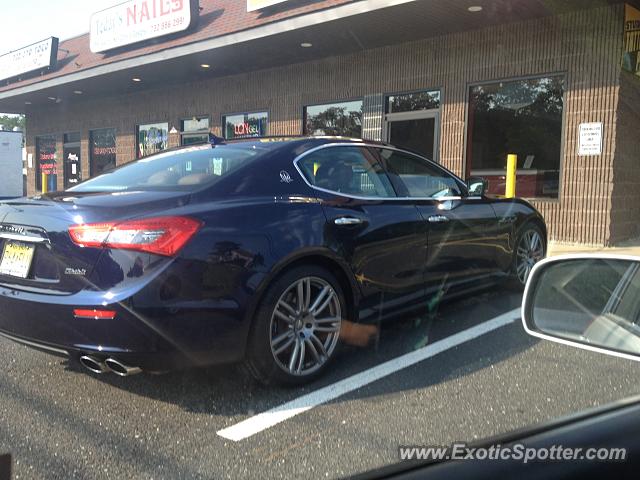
522;254;640;362
466;176;487;196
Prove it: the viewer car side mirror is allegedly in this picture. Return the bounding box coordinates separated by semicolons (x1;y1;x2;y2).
522;254;640;362
466;176;488;196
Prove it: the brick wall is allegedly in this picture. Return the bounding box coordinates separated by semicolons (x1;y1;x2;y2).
25;4;628;245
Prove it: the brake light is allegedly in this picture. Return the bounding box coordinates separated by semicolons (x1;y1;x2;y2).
68;216;202;257
74;309;117;320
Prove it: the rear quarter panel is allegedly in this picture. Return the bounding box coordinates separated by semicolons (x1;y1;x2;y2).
127;191;331;360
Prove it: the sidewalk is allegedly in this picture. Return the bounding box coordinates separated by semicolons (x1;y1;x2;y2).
548;238;640;257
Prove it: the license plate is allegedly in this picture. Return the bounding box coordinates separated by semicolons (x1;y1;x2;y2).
0;241;35;278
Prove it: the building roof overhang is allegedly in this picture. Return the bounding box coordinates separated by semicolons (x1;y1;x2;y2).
0;0;625;113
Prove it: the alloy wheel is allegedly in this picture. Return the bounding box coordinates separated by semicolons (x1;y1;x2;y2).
269;276;342;376
516;229;545;284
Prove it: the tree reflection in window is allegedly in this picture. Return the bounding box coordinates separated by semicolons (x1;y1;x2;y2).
387;90;441;113
304;100;363;137
468;76;564;198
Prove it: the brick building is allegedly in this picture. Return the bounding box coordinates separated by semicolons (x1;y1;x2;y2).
0;0;639;246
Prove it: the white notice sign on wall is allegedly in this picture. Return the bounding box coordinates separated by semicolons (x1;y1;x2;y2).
578;122;603;156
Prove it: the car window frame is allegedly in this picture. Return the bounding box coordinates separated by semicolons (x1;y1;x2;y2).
294;144;399;199
372;146;468;199
293;143;470;201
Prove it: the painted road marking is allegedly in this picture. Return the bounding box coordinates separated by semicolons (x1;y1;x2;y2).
217;308;520;441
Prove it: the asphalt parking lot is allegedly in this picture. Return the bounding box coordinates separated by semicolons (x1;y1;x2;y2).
1;286;639;480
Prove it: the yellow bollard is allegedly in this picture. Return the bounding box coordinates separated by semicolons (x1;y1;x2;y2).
41;173;48;194
505;154;517;198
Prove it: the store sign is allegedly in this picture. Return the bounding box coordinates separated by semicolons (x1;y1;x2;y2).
247;0;290;12
623;4;640;76
38;147;57;175
0;37;58;82
223;112;268;139
578;122;603;156
90;0;197;53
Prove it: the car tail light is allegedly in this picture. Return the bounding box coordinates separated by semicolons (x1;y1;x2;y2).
74;309;117;320
68;216;202;257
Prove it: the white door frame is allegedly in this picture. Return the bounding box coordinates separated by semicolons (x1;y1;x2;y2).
383;109;440;162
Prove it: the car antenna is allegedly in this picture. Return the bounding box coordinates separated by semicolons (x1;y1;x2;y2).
208;133;226;147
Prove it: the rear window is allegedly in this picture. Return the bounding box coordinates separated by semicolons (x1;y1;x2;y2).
69;145;269;193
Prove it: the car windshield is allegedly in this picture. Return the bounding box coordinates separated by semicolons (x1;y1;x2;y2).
69;145;268;192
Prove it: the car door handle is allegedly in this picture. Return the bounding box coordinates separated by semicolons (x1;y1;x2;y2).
334;216;364;226
427;215;450;224
499;215;517;224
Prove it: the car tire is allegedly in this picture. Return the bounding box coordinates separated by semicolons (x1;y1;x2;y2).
245;265;345;386
508;222;546;290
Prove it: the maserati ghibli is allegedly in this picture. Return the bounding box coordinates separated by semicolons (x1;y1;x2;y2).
0;137;546;384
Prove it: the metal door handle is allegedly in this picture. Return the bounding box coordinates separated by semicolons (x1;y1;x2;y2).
428;215;449;223
334;217;364;226
499;215;517;224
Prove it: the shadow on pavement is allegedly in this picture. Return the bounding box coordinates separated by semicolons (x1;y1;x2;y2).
62;286;534;416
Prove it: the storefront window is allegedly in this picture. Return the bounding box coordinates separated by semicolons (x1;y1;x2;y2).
387;90;441;113
222;112;268;139
36;135;57;192
181;116;210;146
90;128;117;177
467;76;564;199
137;122;169;158
304;100;363;137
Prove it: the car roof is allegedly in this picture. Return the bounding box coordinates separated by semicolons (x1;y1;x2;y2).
161;136;386;154
136;136;453;181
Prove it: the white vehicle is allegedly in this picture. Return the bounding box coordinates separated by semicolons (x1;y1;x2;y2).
0;130;23;199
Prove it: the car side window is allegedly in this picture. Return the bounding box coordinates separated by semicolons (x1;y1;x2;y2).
375;148;462;198
297;146;397;198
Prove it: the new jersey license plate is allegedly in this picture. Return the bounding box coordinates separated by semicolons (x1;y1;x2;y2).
0;241;35;278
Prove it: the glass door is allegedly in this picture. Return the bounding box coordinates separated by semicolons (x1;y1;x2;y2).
63;132;81;189
386;112;438;161
384;89;441;162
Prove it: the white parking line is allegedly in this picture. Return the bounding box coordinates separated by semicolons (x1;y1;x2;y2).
217;308;521;441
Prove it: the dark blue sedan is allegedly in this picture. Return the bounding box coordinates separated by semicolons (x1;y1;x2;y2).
0;137;546;384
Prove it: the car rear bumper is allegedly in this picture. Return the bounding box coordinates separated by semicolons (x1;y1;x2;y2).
0;283;248;371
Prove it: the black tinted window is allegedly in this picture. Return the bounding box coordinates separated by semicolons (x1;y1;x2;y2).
298;146;396;198
376;148;462;198
89;128;117;177
70;145;269;193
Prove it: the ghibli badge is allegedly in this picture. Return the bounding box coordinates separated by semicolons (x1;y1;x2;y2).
64;267;87;276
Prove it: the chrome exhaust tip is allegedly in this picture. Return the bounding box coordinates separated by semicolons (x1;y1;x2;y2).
104;358;142;377
79;355;109;374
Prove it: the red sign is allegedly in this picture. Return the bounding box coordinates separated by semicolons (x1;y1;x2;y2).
93;146;117;155
234;122;261;137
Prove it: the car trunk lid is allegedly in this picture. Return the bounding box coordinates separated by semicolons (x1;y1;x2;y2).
0;190;191;294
